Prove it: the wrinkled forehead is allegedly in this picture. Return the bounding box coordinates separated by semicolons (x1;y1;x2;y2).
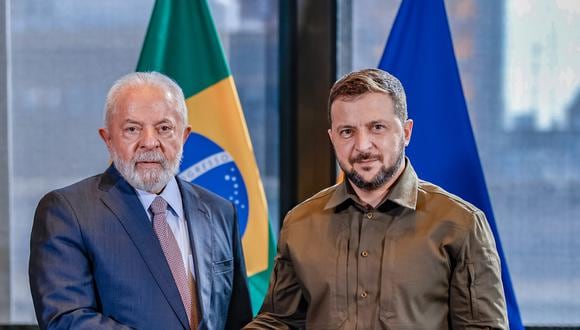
330;92;396;121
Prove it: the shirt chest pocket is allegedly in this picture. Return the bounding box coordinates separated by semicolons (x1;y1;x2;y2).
378;236;451;327
213;258;233;274
302;230;349;329
314;231;349;329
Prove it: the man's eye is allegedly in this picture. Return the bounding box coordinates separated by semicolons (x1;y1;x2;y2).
157;125;175;135
125;126;139;133
339;129;353;137
373;124;385;131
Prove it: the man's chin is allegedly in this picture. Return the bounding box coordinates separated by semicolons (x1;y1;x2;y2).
129;168;166;191
132;176;168;194
358;175;379;184
134;166;162;177
352;161;381;171
352;168;381;181
345;166;395;191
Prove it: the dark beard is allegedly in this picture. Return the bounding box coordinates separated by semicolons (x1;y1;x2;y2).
345;163;399;191
342;140;405;191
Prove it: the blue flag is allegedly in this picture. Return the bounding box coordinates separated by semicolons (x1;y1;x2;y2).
378;0;523;328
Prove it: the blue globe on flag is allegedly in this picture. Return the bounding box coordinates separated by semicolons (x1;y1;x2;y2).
179;133;249;236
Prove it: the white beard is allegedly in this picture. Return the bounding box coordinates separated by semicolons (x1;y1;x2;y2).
111;148;182;193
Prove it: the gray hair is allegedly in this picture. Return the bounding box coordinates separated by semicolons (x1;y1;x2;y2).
328;68;407;124
104;71;188;128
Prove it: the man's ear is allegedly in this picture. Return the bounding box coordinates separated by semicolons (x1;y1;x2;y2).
403;119;413;147
182;125;192;144
328;127;340;149
99;128;112;150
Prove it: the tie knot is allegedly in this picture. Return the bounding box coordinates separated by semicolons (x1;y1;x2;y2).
150;196;168;216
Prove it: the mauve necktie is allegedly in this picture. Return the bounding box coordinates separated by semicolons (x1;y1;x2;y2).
150;196;200;329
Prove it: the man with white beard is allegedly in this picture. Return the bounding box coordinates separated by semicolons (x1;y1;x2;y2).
29;72;252;330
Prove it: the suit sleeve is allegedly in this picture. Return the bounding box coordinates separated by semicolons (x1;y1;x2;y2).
225;202;253;329
244;223;307;330
449;210;508;329
29;191;131;330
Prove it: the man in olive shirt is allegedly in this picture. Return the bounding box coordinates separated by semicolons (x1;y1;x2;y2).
246;69;508;329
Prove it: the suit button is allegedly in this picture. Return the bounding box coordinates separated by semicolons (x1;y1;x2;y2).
361;250;369;257
365;212;373;219
360;291;368;298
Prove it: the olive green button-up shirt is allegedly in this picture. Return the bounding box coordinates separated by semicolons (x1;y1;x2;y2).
247;161;508;329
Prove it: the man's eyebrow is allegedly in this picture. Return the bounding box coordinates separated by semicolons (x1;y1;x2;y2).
123;119;142;125
155;119;174;125
367;120;388;126
121;119;175;125
334;124;355;130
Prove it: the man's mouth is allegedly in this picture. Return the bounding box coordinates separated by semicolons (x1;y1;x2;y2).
351;154;382;164
357;158;379;163
135;161;162;168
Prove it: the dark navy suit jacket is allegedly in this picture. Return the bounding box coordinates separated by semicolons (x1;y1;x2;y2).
29;165;252;329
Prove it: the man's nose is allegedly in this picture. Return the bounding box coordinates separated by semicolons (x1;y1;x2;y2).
139;126;160;149
354;130;372;151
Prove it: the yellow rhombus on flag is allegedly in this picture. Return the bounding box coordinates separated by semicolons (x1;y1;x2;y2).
136;0;275;314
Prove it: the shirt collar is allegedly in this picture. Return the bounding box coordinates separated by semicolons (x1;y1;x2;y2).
135;177;184;219
324;157;418;211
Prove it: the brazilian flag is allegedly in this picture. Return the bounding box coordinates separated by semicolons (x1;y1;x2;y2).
136;0;274;314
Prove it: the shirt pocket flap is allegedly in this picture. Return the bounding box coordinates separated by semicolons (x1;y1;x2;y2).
213;258;233;274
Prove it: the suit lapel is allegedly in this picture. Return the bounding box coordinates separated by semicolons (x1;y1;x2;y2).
178;179;213;324
98;166;189;329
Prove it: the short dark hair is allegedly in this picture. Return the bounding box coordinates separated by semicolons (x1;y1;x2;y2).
328;68;407;124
